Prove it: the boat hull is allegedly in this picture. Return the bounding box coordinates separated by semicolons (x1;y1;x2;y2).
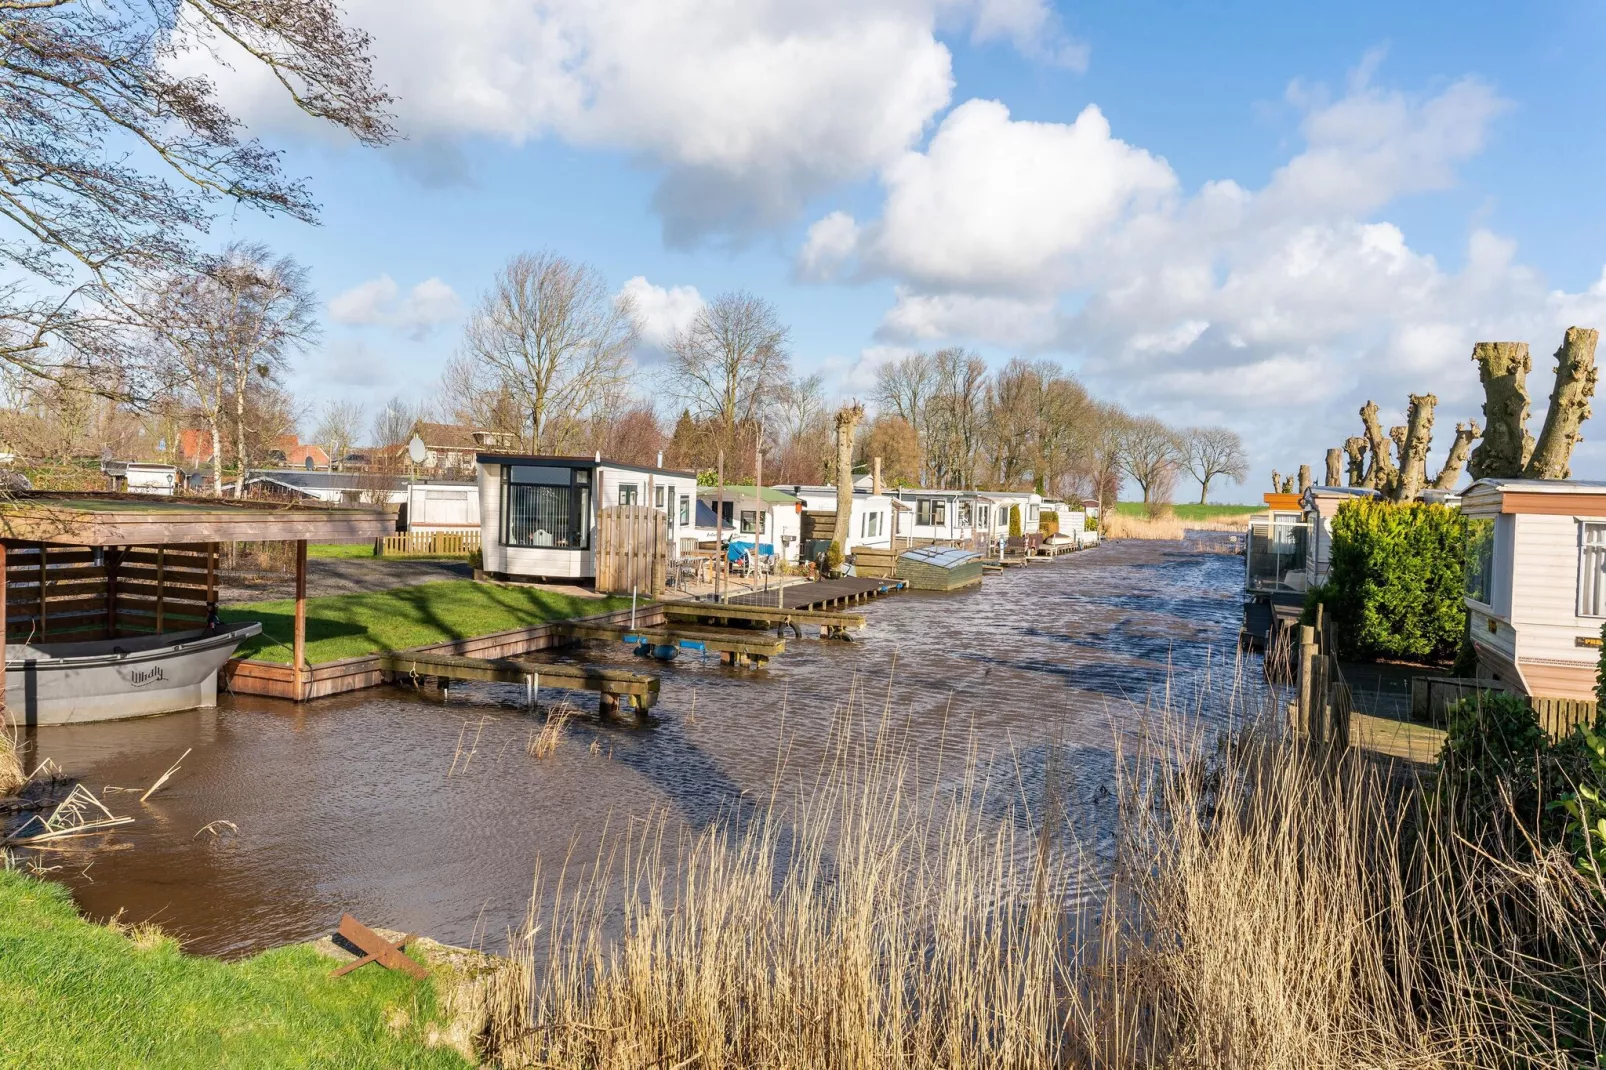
4;623;262;727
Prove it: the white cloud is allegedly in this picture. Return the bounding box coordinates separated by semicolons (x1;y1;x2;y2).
860;99;1177;292
172;0;1083;242
619;276;705;351
328;275;399;326
801;60;1606;483
796;211;862;282
328;275;461;339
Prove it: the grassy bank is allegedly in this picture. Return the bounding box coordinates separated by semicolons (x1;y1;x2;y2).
0;870;468;1069
307;543;470;562
221;580;629;664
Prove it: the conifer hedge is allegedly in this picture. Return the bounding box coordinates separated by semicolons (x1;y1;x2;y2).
1316;499;1467;662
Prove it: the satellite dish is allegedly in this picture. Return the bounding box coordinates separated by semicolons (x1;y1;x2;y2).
407;434;427;465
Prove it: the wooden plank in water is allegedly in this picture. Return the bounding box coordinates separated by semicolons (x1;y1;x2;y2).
380;651;659;707
661;602;865;629
725;577;903;611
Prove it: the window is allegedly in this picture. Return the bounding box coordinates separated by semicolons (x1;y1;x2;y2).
503;465;590;549
679;495;690;525
618;483;638;505
1463;518;1495;606
1028;505;1039;523
1580;522;1606;617
740;510;767;534
957;501;972;526
862;511;881;538
934;500;947;526
422;489;472;526
916;498;933;526
978;504;991;528
655;485;666;509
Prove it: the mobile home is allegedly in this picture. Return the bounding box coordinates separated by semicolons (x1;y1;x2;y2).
785;485;894;560
1298;485;1381;588
405;480;480;533
1460;478;1606;707
477;454;698;583
695;486;804;563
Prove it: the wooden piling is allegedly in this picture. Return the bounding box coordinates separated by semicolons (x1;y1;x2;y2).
293;539;307;702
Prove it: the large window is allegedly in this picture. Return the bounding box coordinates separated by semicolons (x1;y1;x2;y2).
1580;522;1606;617
917;498;947;526
1463;517;1495;606
503;465;590;549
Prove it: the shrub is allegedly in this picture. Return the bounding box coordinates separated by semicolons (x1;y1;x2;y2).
1084;512;1098;532
824;541;843;575
1318;499;1467;662
1039;511;1060;537
1008;506;1022;538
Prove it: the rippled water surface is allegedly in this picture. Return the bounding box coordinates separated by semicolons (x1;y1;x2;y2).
14;540;1246;957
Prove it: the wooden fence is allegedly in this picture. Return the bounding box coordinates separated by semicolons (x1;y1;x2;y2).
596;505;667;595
4;542;217;643
375;530;480;557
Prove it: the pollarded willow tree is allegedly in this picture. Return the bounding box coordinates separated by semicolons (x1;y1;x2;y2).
0;0;392;396
1331;326;1598;501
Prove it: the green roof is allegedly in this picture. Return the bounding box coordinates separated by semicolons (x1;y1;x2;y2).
697;484;801;505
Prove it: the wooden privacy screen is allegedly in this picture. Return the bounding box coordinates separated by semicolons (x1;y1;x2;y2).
3;542;218;643
596;505;667;595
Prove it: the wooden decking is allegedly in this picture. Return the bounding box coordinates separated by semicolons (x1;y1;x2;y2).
557;619;786;665
661;601;865;639
724;576;905;611
381;650;659;712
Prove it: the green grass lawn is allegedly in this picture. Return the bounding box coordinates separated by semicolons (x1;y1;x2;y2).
307;542;380;559
221;580;630;664
1113;501;1261;520
0;871;469;1070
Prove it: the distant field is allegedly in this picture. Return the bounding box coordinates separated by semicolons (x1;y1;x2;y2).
1113;502;1260;520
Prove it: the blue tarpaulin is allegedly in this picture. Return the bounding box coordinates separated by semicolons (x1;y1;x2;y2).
727;539;775;563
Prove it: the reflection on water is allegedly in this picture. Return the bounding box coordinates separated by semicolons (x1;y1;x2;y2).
11;541;1248;958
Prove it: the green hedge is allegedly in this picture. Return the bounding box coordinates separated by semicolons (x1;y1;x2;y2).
1314;499;1467;662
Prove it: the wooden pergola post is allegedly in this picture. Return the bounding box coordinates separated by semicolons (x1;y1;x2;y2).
293;539;307;702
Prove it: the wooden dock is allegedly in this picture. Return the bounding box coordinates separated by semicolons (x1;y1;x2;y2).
724;576;905;611
558;619;786;666
661;601;866;639
380;650;659;714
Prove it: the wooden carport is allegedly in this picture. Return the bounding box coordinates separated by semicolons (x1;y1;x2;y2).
0;494;394;704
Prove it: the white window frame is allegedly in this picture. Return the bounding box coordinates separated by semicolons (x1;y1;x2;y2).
1579;520;1606;618
617;483;639;505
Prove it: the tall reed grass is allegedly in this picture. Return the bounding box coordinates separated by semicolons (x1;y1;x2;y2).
0;713;23;797
1103;511;1246;540
478;675;1606;1069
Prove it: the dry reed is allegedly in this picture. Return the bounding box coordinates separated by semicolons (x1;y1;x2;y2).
469;657;1606;1069
526;704;575;760
1102;511;1247;540
0;715;22;797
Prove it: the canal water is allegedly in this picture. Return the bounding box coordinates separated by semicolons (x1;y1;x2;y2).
12;540;1248;958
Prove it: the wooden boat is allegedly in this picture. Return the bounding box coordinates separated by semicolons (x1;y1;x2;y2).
4;623;262;727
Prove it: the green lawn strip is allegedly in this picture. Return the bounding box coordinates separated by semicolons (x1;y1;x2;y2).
307;542;380;559
220;580;631;664
0;871;469;1070
1112;502;1261;520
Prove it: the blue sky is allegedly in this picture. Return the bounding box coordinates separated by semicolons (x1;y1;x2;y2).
198;0;1606;501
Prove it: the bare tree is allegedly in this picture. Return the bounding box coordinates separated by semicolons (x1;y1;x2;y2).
926;348;986;488
1181;426;1249;504
665;291;790;459
1119;416;1182;505
461;252;638;454
146;243;316;495
772;373;832;484
372;395;428;451
873;352;935;431
0;0;391;387
314;398;365;471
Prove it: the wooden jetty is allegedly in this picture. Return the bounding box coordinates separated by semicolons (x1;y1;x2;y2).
381;650;659;715
725;576;905;611
661;601;866;639
558;619;786;666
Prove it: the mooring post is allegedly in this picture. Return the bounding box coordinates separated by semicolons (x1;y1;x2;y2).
1297;624;1317;737
293;538;308;703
